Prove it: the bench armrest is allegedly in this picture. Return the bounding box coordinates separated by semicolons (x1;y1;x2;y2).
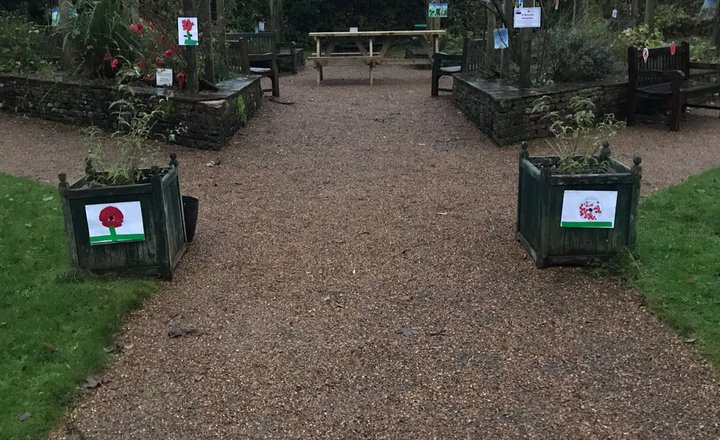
661;70;686;81
689;61;720;70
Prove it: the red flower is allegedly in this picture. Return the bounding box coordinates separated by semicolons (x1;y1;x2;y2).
137;61;144;68
176;71;186;88
111;58;119;69
129;22;145;34
164;49;173;58
155;56;163;65
147;21;157;30
99;206;124;228
181;19;194;32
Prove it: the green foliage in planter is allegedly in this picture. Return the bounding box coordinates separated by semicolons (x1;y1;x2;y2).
0;173;156;439
532;95;626;174
85;86;167;187
0;15;52;74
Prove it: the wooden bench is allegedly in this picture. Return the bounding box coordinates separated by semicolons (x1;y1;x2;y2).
627;42;720;131
227;32;280;97
431;38;485;96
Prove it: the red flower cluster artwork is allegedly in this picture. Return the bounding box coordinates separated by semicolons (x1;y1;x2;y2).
578;200;602;221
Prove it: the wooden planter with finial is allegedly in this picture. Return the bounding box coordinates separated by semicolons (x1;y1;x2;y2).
516;142;642;268
58;154;187;280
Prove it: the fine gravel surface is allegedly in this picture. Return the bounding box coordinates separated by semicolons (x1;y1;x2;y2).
1;66;720;439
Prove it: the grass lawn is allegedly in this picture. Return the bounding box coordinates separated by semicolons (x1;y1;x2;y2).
636;167;720;367
0;174;156;439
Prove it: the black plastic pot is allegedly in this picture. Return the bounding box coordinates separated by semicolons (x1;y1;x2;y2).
182;196;199;243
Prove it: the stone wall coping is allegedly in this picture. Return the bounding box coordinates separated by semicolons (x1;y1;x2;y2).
0;73;261;104
454;73;628;100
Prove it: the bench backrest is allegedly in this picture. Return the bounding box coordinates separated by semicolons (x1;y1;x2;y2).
463;38;486;73
226;32;278;55
628;41;690;87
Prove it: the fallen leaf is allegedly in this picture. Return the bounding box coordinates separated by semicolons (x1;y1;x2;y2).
42;196;54;202
16;412;31;422
684;337;697;344
168;326;198;338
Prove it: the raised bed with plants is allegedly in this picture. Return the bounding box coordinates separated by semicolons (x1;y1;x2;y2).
516;96;642;268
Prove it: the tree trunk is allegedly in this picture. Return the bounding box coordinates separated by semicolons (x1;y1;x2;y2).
217;0;226;63
182;0;199;93
485;8;496;74
644;0;657;28
199;0;215;83
714;0;720;54
501;0;513;77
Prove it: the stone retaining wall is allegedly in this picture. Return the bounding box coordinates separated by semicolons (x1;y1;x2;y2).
453;74;628;146
0;74;263;150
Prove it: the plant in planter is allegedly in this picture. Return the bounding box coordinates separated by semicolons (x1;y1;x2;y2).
58;91;189;280
516;96;642;268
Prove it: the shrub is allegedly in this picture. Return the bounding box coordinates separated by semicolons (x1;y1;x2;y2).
538;18;623;83
620;24;666;48
0;15;51;73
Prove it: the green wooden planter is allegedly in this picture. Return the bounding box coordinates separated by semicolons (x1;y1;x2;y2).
516;142;642;268
58;154;187;280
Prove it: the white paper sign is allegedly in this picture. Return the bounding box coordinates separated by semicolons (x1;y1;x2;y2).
178;17;199;46
611;8;618;18
258;20;265;31
349;27;359;32
560;190;618;229
513;7;541;28
85;201;145;245
156;68;173;87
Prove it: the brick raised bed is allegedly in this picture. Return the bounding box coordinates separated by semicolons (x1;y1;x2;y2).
453;74;628;146
0;74;263;150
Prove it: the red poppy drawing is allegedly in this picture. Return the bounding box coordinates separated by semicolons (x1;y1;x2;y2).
181;19;194;32
99;206;124;228
164;49;173;58
578;199;602;221
111;58;119;69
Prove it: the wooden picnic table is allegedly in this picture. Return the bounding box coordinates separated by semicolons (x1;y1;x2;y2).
308;30;447;85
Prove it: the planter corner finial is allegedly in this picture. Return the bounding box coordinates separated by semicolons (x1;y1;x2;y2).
599;141;611;160
169;153;178;168
632;155;643;175
58;173;67;187
520;141;529;159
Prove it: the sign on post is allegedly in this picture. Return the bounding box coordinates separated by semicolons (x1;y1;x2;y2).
513;7;541;28
178;17;199;46
428;3;448;18
494;28;509;49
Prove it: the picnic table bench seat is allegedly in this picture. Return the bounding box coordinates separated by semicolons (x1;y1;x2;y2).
628;42;720;131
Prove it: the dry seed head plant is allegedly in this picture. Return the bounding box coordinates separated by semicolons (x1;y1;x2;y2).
532;95;626;174
84;85;167;187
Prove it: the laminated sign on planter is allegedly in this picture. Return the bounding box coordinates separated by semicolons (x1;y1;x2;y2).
85;201;145;245
560;190;618;229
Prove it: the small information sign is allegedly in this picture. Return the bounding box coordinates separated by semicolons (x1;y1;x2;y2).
156;68;173;87
428;3;448;18
513;7;541;28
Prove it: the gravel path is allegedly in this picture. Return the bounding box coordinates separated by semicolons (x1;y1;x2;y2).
2;66;720;439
